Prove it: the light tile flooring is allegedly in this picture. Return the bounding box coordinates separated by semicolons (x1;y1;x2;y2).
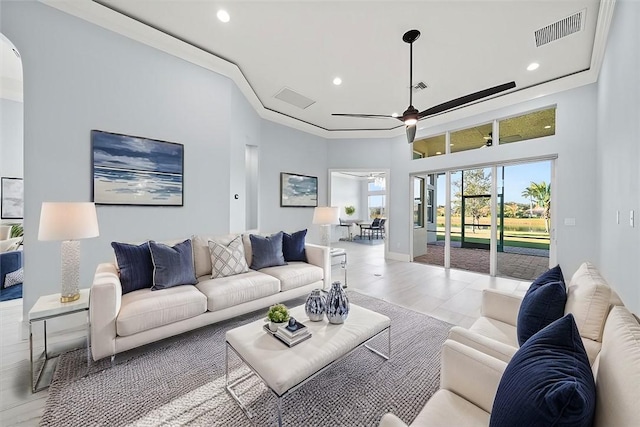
0;241;530;426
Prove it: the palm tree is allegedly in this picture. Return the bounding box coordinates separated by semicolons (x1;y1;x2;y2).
522;181;551;232
506;203;520;218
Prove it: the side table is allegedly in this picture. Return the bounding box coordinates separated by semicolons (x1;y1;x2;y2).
330;248;348;288
28;288;91;393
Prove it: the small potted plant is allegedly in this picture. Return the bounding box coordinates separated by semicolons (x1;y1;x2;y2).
345;205;356;217
267;304;290;332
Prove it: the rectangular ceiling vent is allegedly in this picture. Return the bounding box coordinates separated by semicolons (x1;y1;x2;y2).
535;9;585;47
412;81;428;92
274;87;316;109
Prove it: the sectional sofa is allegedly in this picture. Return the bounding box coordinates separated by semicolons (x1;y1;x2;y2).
90;233;329;361
380;262;639;426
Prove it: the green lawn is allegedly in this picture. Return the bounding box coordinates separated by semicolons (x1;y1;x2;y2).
436;233;550;250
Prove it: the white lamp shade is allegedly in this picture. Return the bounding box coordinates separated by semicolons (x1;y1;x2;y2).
312;206;340;225
38;202;100;241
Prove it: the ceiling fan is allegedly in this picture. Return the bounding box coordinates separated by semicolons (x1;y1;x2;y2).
332;30;516;143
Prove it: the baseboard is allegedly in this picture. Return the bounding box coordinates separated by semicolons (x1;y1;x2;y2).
386;251;411;262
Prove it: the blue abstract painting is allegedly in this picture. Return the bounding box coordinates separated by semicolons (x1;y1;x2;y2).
92;130;183;206
280;172;318;207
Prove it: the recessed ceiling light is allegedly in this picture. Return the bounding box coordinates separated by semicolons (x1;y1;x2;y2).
544;125;551;129
436;151;442;155
450;143;455;146
333;77;342;86
217;10;230;23
527;62;540;71
483;136;491;140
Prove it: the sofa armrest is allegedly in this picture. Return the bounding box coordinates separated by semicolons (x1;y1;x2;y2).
304;243;330;290
378;414;409;427
440;339;508;414
448;326;518;363
90;263;122;361
481;289;523;326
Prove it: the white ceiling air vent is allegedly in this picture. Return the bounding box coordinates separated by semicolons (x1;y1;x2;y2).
412;81;428;92
274;87;316;109
535;9;586;47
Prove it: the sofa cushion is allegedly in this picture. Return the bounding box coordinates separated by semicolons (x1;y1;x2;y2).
116;285;207;336
111;241;154;294
282;229;307;262
516;275;566;346
469;317;518;348
490;314;596;427
565;262;612;342
149;239;198;290
208;236;249;279
594;306;640;427
250;232;286;270
412;389;490;427
196;271;280;312
259;262;323;292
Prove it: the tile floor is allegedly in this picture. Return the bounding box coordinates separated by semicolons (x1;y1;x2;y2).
0;241;530;426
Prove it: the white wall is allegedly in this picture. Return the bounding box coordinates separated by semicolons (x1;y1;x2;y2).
259;120;328;244
0;1;244;318
596;0;640;313
0;98;23;180
331;174;361;218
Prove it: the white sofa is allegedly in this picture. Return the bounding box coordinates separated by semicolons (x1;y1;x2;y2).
90;234;330;361
379;262;640;426
448;262;623;365
379;304;640;426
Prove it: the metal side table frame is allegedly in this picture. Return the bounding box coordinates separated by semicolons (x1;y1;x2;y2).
330;248;348;288
28;289;91;393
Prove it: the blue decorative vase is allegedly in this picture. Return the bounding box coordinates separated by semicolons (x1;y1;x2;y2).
305;289;326;322
326;281;350;324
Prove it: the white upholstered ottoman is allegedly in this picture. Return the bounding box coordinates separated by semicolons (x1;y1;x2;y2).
225;303;391;425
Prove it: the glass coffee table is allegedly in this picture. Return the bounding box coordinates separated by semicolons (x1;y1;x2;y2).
225;303;391;426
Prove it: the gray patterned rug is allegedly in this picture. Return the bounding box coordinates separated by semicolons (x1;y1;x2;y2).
41;291;452;426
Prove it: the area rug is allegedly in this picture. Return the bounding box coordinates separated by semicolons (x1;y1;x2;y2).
41;291;452;426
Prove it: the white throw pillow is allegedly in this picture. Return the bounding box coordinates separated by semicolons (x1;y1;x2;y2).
208;236;249;279
4;267;23;288
565;262;612;342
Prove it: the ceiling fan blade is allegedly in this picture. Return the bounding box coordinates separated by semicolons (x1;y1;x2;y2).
418;81;516;119
332;113;397;119
406;124;416;143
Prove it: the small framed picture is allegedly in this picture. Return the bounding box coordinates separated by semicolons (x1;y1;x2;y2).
1;177;24;219
280;172;318;207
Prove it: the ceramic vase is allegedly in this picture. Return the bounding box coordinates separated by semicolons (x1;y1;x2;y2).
305;289;326;322
326;281;350;324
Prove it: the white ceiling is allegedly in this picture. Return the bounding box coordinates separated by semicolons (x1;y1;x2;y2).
38;1;615;138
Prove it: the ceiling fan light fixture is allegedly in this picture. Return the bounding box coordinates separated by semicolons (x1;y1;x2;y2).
404;118;418;126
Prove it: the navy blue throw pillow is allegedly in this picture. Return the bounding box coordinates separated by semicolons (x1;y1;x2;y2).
490;314;596;427
283;229;307;262
250;232;287;270
111;242;154;294
148;239;197;291
531;264;565;288
516;266;567;346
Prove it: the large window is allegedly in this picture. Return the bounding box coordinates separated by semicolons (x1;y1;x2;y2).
368;176;386;219
412;134;446;158
450;123;493;154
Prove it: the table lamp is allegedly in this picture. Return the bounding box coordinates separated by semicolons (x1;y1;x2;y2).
38;202;99;302
312;206;339;248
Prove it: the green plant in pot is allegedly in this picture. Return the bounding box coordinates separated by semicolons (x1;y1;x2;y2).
345;205;356;216
267;304;290;332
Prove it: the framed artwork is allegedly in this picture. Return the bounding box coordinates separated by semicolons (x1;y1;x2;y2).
1;177;24;219
92;130;184;206
280;172;318;207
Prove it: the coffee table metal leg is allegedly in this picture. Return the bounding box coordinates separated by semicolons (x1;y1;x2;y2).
277;396;283;427
364;326;391;360
225;343;255;419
